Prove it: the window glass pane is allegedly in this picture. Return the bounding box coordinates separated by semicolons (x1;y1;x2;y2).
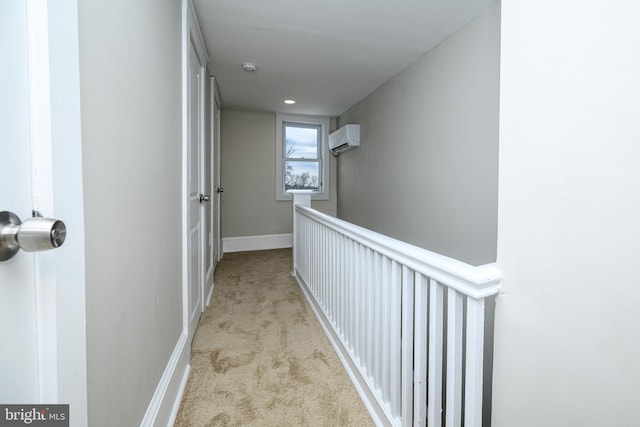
285;160;320;191
285;124;318;159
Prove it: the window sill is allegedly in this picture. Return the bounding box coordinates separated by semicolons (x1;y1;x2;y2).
277;190;329;201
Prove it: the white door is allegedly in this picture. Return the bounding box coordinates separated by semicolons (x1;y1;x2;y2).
187;42;204;342
0;0;87;422
0;0;39;402
212;92;222;264
202;79;215;307
205;77;221;292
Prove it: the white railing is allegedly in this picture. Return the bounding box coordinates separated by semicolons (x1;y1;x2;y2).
291;193;502;427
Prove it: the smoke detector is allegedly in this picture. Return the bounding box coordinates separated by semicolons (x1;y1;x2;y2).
242;62;257;72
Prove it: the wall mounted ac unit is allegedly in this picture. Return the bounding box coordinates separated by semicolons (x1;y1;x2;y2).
329;124;360;155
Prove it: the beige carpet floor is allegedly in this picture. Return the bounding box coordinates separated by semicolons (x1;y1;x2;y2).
173;248;374;426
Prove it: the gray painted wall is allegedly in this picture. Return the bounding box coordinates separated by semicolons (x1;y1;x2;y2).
337;3;500;266
220;110;337;238
492;0;640;425
78;0;183;424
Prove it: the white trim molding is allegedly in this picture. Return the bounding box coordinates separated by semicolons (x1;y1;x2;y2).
140;332;191;427
222;233;293;253
186;0;208;66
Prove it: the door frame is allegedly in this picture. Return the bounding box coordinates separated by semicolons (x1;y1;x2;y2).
182;0;209;343
45;2;87;420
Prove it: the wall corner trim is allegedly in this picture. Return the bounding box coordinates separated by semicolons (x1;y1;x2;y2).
139;332;191;427
222;233;293;253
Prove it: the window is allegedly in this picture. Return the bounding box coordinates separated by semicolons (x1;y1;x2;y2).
276;114;330;200
284;123;321;191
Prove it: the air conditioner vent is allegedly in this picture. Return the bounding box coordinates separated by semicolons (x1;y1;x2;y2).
329;124;360;155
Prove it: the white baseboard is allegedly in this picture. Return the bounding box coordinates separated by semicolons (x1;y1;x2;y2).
222;233;292;253
166;364;191;427
205;281;214;307
140;331;190;427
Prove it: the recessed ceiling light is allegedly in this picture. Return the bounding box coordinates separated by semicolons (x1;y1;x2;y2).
242;63;256;72
284;99;296;105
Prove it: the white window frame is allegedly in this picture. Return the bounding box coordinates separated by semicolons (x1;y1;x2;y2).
275;113;330;201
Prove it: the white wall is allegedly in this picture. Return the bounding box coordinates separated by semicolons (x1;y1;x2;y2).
492;1;640;425
78;0;184;424
220;110;337;240
337;3;500;266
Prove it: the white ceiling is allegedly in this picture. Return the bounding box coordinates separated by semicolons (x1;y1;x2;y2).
193;0;496;117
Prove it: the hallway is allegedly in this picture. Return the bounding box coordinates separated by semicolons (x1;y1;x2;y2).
174;249;373;426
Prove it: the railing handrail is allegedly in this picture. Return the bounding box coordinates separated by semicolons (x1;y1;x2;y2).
295;204;501;299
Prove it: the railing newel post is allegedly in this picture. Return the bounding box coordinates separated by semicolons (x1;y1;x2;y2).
291;191;311;277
